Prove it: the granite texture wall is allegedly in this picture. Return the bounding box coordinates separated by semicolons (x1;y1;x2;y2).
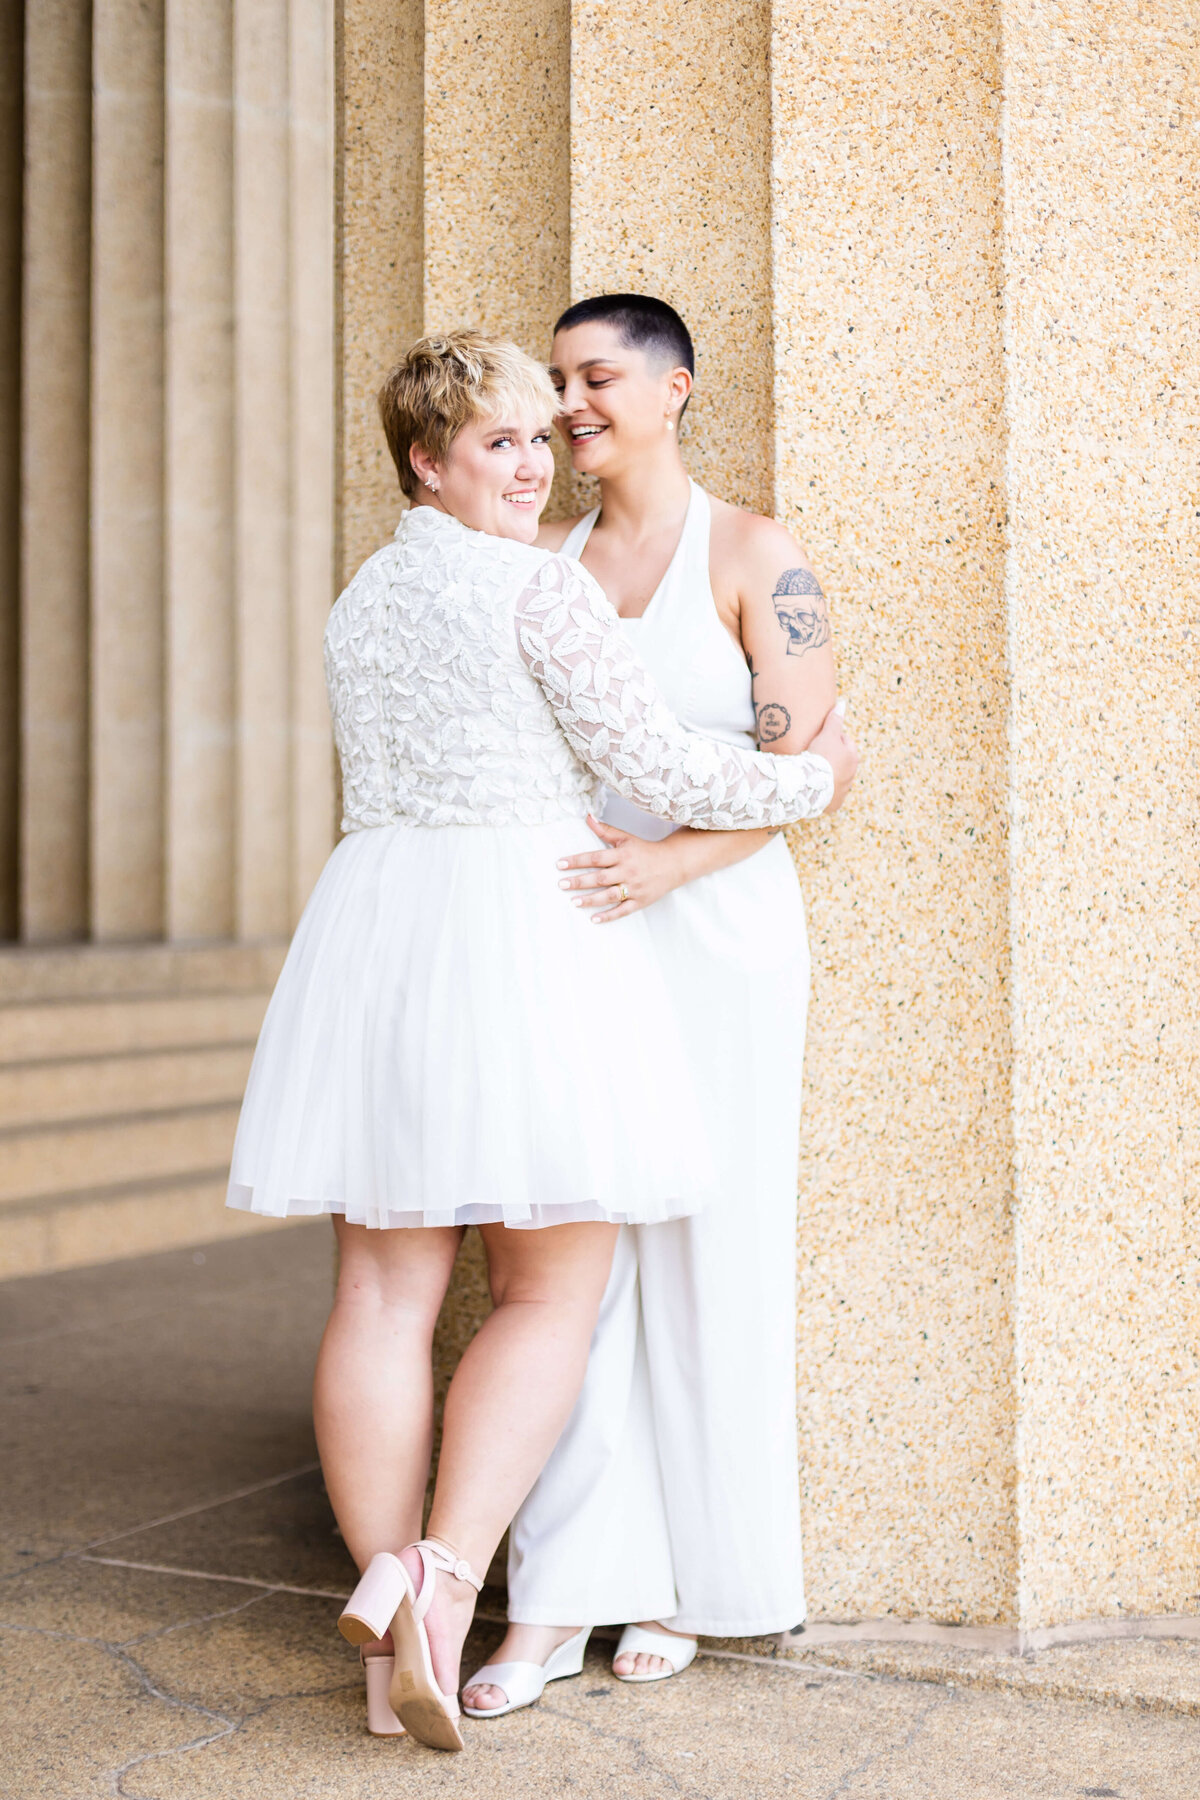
335;0;1197;1633
1003;0;1200;1631
773;0;1015;1627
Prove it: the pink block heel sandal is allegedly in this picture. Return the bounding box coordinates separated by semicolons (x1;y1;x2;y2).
361;1646;405;1736
338;1551;410;1647
389;1538;484;1752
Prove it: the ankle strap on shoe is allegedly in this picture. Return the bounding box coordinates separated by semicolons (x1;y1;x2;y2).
413;1537;485;1611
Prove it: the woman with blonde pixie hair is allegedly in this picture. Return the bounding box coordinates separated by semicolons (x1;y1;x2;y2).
226;330;856;1750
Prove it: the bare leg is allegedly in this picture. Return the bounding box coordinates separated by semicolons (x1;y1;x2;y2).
313;1216;463;1574
406;1220;618;1701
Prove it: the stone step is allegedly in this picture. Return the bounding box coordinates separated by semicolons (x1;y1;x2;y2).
0;1044;256;1129
0;940;287;1003
0;1104;243;1206
0;1173;296;1280
0;991;269;1064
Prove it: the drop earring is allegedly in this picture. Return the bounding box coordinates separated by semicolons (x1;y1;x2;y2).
665;418;675;432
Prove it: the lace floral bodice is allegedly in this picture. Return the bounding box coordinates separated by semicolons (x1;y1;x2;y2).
324;507;834;832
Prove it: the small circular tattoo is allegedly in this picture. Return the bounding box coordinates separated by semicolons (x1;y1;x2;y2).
758;703;791;744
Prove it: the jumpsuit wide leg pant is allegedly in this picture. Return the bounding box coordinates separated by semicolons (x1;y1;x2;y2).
507;836;810;1636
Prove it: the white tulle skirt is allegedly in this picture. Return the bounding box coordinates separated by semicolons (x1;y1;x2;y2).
226;819;716;1230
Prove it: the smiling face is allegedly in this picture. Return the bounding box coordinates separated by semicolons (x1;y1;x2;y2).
549;321;692;478
410;412;556;542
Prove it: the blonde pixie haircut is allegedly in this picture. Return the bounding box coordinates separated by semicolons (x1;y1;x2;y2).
378;329;560;499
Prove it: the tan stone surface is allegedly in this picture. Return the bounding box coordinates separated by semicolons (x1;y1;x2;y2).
1003;0;1200;1630
570;0;774;515
0;1043;254;1129
6;1218;1200;1798
163;0;237;941
772;0;1014;1624
0;940;286;1003
0;1176;290;1280
0;0;20;940
781;1632;1200;1719
19;0;91;943
0;1105;242;1205
90;0;166;942
0;1630;215;1800
338;0;423;582
233;0;293;941
424;0;567;351
286;0;339;920
0;990;269;1063
0;1227;329;1567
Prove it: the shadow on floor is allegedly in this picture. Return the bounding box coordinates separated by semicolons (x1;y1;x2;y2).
2;1225;1198;1799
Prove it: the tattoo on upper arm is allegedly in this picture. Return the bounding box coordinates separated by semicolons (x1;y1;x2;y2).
773;567;830;657
757;703;791;743
746;657;792;745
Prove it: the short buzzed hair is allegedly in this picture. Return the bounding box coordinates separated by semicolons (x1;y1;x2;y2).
553;294;695;380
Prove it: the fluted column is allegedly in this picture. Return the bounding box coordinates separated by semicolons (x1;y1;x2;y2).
20;0;91;940
287;0;337;917
233;0;292;938
570;0;773;512
164;0;236;940
772;1;1014;1623
0;0;21;939
338;0;424;582
1003;0;1200;1629
90;0;166;941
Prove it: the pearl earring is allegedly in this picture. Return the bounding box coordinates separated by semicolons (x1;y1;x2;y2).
666;418;676;432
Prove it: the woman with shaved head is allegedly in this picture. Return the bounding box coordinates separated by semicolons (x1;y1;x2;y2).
464;296;849;1715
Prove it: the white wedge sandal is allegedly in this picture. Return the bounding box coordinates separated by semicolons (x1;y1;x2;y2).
462;1625;593;1718
338;1539;485;1751
612;1623;698;1683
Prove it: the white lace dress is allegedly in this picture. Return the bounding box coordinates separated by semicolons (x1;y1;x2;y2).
226;506;833;1230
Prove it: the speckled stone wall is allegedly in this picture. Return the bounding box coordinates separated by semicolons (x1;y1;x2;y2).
773;0;1015;1626
425;0;568;348
337;0;423;582
1003;0;1200;1629
338;0;1199;1630
571;0;774;515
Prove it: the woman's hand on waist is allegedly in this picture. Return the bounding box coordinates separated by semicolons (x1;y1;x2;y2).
556;814;773;923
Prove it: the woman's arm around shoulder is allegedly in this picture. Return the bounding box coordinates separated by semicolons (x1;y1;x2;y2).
709;499;838;753
513;552;854;830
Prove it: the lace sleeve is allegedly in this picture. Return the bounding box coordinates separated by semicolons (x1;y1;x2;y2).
514;555;834;828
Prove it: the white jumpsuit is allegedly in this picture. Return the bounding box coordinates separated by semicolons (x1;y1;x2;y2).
507;483;811;1635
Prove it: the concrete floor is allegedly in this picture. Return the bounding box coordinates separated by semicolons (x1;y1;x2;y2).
2;1225;1198;1800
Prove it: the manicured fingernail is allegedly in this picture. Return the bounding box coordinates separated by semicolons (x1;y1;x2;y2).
556;859;569;869
573;898;583;907
558;878;572;889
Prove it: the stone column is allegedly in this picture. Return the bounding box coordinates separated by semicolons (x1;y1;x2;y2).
90;0;166;941
288;0;337;917
570;0;773;512
20;0;91;941
772;0;1015;1624
1004;0;1200;1629
164;0;236;940
233;0;292;939
0;0;22;939
424;0;568;351
338;0;424;583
